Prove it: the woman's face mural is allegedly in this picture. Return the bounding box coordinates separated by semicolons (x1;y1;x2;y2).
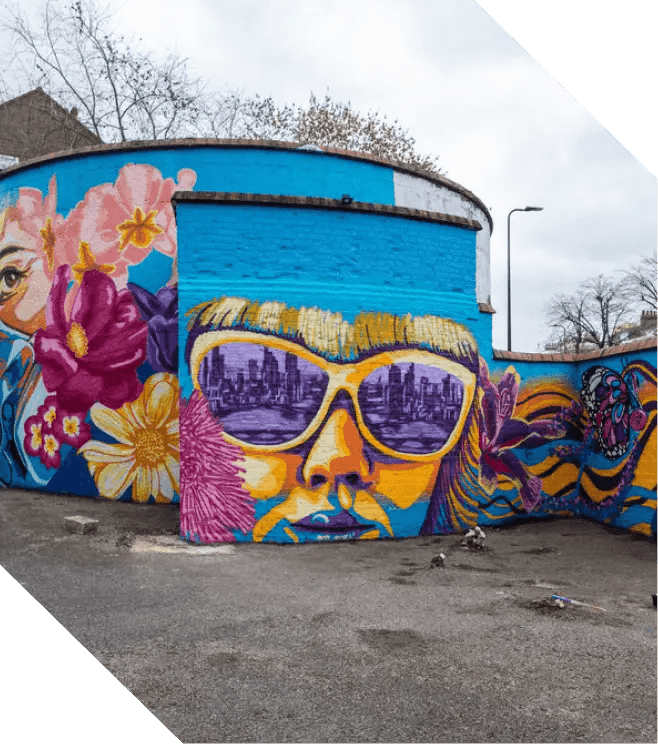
0;214;51;335
186;298;482;543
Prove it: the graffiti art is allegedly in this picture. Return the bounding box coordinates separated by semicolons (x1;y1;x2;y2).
0;163;195;499
1;155;655;542
181;297;569;542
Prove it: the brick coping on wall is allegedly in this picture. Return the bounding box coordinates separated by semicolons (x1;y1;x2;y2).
0;138;494;232
171;191;482;231
493;336;657;363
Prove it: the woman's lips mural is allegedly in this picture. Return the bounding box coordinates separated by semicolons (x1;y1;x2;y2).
292;510;375;535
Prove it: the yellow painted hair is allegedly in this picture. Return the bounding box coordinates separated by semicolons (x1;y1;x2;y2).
186;296;478;365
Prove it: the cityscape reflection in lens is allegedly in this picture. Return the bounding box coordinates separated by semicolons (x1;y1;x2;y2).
198;343;329;444
358;362;464;453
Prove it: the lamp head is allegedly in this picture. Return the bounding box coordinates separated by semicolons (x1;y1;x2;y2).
524;206;543;211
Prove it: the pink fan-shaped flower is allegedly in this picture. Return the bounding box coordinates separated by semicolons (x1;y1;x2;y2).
63;164;197;287
179;391;255;543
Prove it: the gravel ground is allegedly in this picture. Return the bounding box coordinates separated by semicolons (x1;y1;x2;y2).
1;488;656;743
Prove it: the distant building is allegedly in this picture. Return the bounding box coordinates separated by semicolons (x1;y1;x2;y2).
545;309;657;353
0;88;101;165
618;310;657;342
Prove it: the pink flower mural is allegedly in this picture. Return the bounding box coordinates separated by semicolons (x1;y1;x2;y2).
179;391;255;543
14;175;68;277
34;265;148;412
1;160;197;499
63;164;197;287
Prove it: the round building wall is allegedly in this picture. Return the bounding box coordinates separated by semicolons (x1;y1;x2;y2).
0;141;654;541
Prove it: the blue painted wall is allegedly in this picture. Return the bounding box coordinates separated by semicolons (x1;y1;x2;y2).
0;146;396;215
177;201;484;396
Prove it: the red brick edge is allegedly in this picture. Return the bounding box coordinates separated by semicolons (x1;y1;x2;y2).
493;336;657;363
0;138;493;231
171;191;483;231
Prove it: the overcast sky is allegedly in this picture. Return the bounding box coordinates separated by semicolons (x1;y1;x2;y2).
1;0;656;352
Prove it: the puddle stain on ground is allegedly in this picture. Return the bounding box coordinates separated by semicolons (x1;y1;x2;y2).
388;577;418;585
358;628;428;654
450;563;500;574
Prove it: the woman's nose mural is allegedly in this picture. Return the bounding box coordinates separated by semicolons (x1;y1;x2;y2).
301;409;370;489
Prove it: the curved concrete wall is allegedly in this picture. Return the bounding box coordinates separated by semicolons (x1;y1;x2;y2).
0;141;654;544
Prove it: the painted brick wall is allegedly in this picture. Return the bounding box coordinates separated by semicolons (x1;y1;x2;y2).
0;142;654;544
176;200;484;365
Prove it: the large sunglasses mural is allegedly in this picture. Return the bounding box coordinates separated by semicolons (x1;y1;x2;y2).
182;297;656;544
0;157;655;544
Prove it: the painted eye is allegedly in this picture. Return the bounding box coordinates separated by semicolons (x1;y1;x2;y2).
1;269;22;289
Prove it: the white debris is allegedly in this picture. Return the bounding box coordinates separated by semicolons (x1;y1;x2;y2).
461;526;486;548
130;535;235;554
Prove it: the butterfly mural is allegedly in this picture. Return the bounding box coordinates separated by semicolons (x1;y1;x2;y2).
581;364;648;460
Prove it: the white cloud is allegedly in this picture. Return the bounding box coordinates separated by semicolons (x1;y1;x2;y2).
2;0;654;354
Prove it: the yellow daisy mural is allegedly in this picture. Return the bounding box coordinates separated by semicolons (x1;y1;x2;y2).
79;373;180;502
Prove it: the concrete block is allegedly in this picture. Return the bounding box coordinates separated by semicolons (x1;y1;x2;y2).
64;515;99;534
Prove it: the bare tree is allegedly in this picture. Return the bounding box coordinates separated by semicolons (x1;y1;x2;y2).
545;293;588;353
3;0;206;142
3;3;442;169
545;274;633;351
622;254;657;311
238;93;442;172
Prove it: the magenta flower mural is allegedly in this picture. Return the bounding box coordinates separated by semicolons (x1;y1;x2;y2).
479;362;565;512
33;265;148;412
128;283;178;373
179;391;255;543
23;395;91;469
63;164;197;288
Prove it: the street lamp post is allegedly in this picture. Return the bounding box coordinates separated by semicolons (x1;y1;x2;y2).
507;206;543;351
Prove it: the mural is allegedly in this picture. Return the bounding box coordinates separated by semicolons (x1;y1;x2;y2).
0;163;193;499
183;297;636;543
0;148;654;543
512;359;656;537
179;296;656;544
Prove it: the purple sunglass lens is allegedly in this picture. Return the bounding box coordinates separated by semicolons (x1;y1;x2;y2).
198;343;329;445
358;362;465;454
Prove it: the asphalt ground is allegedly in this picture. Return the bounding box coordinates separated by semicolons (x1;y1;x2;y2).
1;487;656;743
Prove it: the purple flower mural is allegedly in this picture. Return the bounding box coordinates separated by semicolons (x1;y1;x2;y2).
128;283;178;374
479;362;565;512
34;266;148;412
